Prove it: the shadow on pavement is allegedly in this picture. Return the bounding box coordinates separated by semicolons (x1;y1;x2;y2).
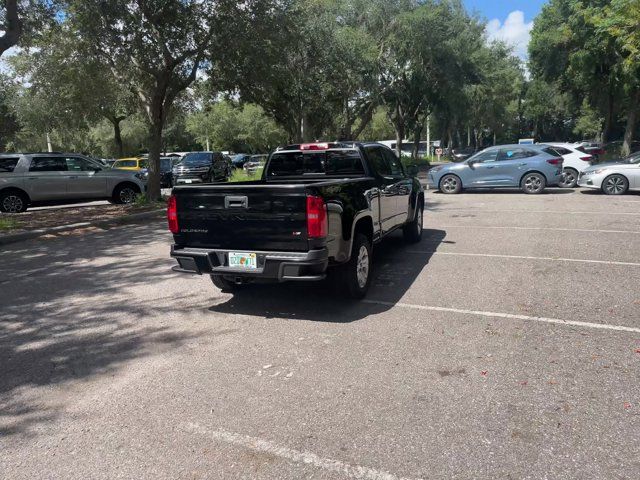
430;188;576;195
0;222;193;437
207;229;447;323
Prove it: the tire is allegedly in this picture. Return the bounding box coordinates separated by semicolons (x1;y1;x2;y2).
0;190;29;213
112;183;140;204
403;201;423;243
558;168;578;188
602;174;629;195
439;174;462;194
337;233;372;299
520;172;546;194
210;275;239;292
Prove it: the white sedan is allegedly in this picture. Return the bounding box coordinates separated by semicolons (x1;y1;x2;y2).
578;152;640;195
547;142;594;188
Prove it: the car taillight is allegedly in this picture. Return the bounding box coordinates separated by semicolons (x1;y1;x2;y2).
580;156;592;162
167;195;179;234
306;195;327;238
546;158;563;165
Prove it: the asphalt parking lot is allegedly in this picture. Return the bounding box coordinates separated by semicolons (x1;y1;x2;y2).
1;188;639;479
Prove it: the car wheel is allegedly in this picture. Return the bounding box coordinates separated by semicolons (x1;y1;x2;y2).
558;168;578;188
0;190;29;213
338;233;372;299
210;275;239;292
521;172;546;194
602;174;629;195
403;201;423;243
439;174;462;194
112;183;139;204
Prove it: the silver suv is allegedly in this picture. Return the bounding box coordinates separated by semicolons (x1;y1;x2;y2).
0;153;147;213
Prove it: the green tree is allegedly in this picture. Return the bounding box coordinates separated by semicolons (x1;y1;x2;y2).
9;24;137;157
65;0;235;199
0;0;56;56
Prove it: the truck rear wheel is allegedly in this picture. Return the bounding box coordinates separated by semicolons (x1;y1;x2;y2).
338;233;372;299
210;275;239;292
403;202;423;243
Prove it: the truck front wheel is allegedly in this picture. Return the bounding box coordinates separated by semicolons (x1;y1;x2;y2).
338;233;372;299
210;275;239;292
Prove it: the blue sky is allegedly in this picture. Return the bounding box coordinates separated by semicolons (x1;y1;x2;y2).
464;0;546;22
464;0;548;60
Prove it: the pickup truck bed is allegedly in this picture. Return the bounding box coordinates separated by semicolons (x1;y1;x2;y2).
169;142;424;298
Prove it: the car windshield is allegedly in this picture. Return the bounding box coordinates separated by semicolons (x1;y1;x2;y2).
181;153;212;166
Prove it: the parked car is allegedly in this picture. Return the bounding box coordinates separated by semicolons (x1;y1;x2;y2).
159;156;176;188
546;143;594;188
578;151;640;195
0;153;146;213
172;152;232;185
231;154;251;169
427;144;564;194
112;157;146;171
243;154;268;176
168;142;424;299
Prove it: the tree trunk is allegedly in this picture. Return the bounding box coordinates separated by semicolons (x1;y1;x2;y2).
493;131;497;146
602;92;614;143
467;125;471;147
111;118;124;158
395;123;404;158
412;125;423;160
622;90;640;157
0;0;21;56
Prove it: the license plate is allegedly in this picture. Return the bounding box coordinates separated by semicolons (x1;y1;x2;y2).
184;179;193;184
228;252;257;269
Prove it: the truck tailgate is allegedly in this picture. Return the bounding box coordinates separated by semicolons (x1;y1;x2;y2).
174;184;310;251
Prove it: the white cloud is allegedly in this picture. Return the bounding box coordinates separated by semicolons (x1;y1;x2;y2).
486;10;534;61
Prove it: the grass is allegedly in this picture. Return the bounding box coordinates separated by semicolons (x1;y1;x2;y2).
229;168;262;183
0;216;20;232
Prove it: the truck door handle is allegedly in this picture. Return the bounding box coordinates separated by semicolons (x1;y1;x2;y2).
225;195;248;209
486;166;495;169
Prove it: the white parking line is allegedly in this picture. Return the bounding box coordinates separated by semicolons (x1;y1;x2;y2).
408;250;640;267
431;208;640;216
432;225;640;234
182;422;419;480
363;300;640;334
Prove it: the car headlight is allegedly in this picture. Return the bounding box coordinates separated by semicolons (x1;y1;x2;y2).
430;166;444;174
134;172;148;181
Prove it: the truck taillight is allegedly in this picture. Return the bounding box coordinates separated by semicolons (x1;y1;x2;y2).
167;195;179;234
300;143;330;150
306;195;327;238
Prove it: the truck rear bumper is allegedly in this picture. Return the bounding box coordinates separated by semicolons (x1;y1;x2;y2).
170;245;329;282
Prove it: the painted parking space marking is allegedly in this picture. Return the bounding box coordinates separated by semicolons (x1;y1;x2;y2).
182;422;420;480
430;225;640;234
430;208;640;216
362;300;640;334
407;250;640;267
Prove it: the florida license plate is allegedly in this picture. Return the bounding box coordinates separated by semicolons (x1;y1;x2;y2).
228;252;257;269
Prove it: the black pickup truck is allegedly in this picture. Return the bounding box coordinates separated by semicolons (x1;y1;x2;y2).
168;142;424;298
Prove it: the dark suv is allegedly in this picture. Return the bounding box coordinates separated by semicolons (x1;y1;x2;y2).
172;152;232;185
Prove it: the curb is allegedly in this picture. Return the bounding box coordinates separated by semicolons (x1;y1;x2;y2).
0;209;165;246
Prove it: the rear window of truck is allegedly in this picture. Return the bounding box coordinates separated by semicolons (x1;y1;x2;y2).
0;157;20;172
267;150;365;177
